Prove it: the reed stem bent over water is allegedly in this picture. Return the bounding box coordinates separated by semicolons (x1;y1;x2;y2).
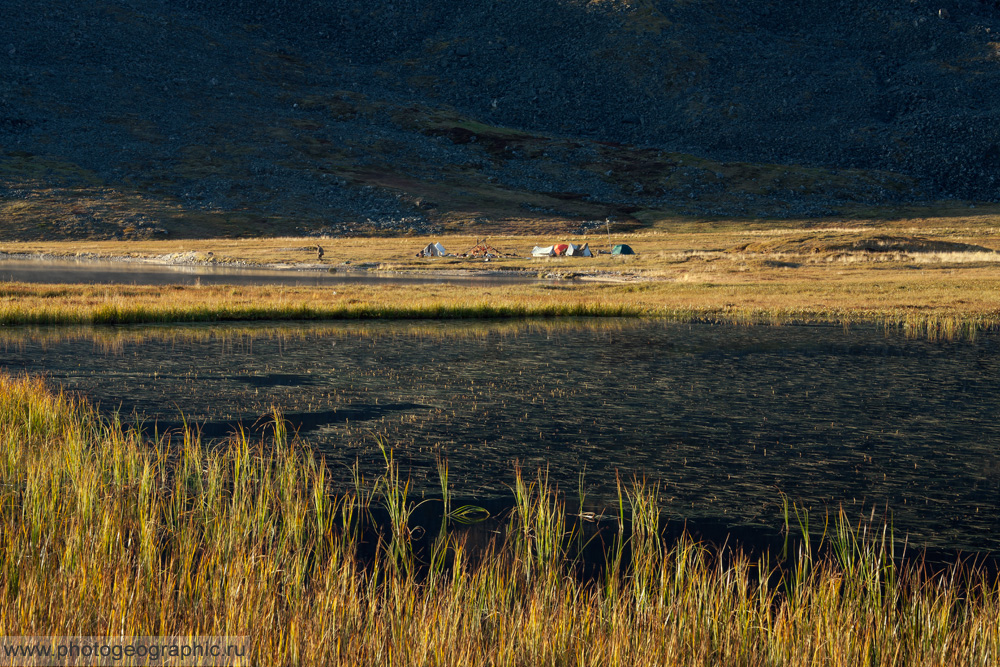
1;373;998;665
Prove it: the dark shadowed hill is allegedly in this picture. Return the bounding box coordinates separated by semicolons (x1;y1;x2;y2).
2;0;999;239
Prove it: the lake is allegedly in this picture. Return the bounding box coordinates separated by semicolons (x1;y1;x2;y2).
2;319;998;552
0;257;535;286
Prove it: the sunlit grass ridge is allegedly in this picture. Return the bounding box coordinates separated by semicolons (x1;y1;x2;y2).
1;280;998;340
2;374;999;664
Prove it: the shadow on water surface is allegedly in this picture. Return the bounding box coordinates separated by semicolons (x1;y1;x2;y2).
2;317;1000;553
153;403;428;439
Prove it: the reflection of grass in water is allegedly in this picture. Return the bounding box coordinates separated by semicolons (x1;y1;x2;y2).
3;372;999;664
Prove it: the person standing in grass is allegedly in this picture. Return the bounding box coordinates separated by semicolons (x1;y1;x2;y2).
316;245;325;261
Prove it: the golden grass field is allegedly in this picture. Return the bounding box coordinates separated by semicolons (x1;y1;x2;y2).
2;211;1000;338
2;373;998;666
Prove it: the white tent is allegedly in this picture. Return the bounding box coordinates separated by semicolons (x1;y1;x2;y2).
531;245;556;257
417;242;448;257
566;243;592;257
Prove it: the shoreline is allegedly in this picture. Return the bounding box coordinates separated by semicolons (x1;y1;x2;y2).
0;250;645;283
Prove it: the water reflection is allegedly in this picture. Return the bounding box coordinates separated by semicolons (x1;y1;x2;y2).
1;318;998;551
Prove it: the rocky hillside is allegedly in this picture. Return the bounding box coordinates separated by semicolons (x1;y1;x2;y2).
2;0;999;239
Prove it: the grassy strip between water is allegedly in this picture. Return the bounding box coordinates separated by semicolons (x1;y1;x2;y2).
1;373;999;665
1;281;999;340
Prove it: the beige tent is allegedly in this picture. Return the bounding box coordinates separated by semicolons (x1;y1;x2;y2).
417;242;448;257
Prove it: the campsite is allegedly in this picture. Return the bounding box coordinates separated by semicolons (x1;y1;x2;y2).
418;239;600;259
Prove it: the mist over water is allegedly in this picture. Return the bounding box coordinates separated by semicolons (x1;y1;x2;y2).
2;319;999;551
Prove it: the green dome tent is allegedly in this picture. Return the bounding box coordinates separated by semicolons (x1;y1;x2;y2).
611;244;635;256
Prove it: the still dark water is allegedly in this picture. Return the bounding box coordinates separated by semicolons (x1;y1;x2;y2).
2;319;998;551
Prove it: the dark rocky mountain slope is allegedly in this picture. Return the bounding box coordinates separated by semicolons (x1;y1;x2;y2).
2;0;999;239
